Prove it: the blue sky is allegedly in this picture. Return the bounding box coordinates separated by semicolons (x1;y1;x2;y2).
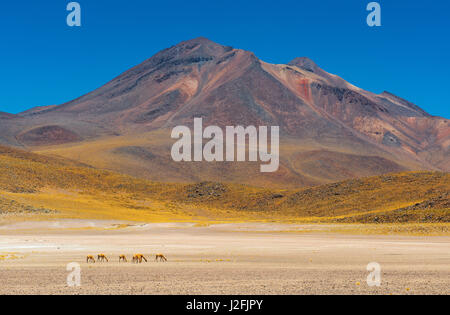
0;1;449;118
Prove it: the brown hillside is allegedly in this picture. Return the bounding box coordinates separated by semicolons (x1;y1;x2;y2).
0;145;448;224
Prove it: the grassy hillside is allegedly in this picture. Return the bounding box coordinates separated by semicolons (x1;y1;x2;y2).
0;145;449;225
35;130;411;189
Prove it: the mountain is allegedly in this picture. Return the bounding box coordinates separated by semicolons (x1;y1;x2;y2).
0;37;448;187
19;105;57;116
0;112;16;119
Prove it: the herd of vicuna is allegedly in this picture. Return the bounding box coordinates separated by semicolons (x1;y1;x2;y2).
86;254;167;263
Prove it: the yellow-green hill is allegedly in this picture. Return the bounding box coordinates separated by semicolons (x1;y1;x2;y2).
0;145;448;224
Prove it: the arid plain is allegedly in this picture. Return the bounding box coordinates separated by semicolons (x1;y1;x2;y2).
0;221;449;295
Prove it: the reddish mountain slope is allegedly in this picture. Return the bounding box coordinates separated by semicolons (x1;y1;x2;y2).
0;37;448;187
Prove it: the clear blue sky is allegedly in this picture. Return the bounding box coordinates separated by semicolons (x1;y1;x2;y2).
0;1;448;118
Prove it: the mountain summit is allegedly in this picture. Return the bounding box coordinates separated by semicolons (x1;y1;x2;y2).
0;38;448;187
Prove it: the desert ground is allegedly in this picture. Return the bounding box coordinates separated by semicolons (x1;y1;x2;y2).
0;220;448;295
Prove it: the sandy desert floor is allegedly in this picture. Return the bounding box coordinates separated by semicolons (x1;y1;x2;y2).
0;221;449;295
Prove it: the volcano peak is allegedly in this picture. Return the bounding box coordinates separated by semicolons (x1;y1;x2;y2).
288;57;319;73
